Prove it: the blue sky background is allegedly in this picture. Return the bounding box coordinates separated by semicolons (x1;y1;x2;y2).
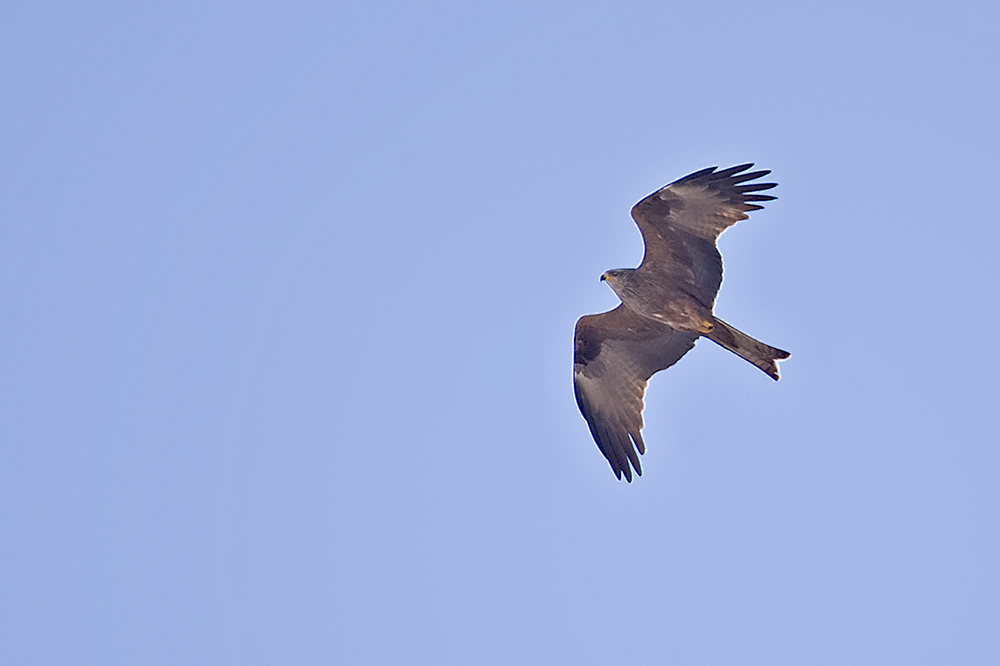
3;1;999;664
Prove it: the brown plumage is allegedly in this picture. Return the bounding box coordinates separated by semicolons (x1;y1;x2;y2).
574;164;789;482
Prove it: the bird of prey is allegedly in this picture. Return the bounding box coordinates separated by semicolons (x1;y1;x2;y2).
573;164;789;481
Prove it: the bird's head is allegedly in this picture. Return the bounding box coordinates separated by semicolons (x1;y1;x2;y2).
600;269;626;283
600;269;633;299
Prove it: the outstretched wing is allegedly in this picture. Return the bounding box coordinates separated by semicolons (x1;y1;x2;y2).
630;164;777;308
573;306;699;481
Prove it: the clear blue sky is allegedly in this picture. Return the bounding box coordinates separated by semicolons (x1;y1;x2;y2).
3;1;999;664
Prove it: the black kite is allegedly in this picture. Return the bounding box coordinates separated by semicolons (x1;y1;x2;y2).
573;164;789;481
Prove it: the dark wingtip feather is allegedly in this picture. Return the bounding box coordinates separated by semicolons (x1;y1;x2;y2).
671;165;717;185
730;170;771;184
737;182;778;192
712;163;754;178
632;430;646;455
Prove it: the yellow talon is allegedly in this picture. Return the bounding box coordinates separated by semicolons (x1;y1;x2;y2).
699;320;714;334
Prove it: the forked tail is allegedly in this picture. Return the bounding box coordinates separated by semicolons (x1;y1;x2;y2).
706;318;790;380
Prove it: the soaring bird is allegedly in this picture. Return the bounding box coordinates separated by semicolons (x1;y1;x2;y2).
573;164;789;481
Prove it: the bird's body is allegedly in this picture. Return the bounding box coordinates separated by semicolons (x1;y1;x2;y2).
574;164;789;482
602;268;715;334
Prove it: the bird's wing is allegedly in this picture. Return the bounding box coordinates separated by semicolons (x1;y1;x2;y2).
630;164;777;307
573;305;699;481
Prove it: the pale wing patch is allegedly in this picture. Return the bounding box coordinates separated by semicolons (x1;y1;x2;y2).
660;182;747;239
